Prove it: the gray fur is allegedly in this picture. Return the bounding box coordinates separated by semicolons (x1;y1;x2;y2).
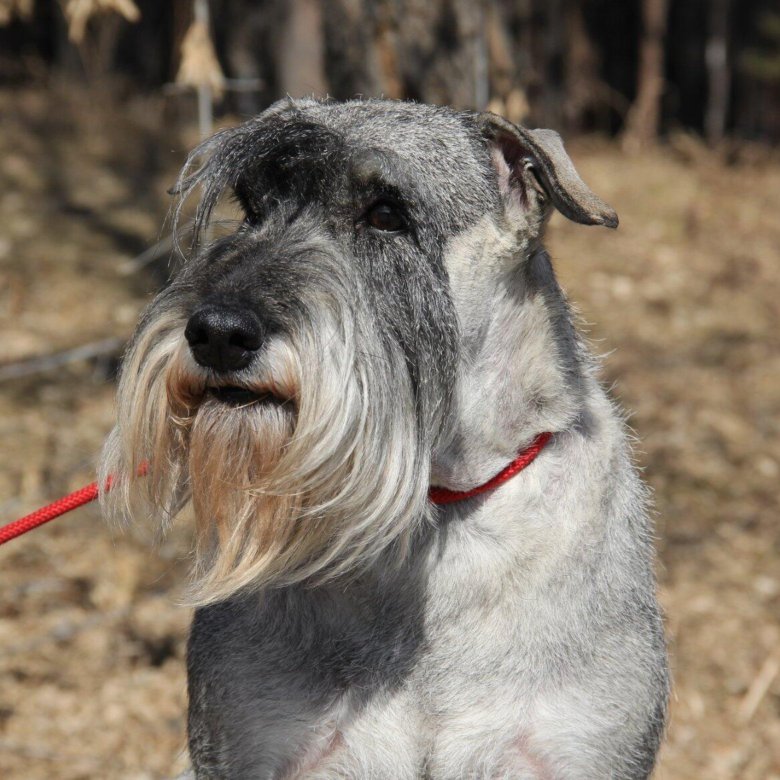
108;98;668;778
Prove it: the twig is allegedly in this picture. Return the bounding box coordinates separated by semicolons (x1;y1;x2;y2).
118;233;174;274
163;78;264;96
0;337;125;382
118;220;197;275
737;652;780;724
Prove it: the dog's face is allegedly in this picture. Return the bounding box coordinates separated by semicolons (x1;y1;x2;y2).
100;99;616;603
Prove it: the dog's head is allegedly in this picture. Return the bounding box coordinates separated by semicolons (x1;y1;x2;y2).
100;98;616;603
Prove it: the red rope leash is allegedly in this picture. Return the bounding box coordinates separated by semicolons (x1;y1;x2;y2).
0;481;103;545
0;463;147;546
1;433;551;545
429;432;552;505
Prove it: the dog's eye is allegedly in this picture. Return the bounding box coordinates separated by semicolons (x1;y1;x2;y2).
365;201;406;232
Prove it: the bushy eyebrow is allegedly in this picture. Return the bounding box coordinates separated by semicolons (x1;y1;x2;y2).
349;148;419;207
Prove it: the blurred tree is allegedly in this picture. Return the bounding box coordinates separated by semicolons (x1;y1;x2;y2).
0;0;33;25
61;0;139;45
563;0;601;132
623;0;670;150
278;0;327;97
175;0;224;137
485;0;529;124
322;0;384;99
390;0;489;109
705;0;732;145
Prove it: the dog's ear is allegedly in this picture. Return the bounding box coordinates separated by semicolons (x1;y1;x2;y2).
478;112;618;229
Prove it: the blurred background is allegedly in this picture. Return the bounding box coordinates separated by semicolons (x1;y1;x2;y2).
0;1;778;778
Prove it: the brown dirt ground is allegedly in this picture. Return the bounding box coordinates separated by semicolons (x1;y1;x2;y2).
0;87;778;780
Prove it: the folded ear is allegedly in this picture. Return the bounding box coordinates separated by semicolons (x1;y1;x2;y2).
478;112;618;229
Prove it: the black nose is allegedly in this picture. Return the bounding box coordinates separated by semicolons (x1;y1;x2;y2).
185;304;264;372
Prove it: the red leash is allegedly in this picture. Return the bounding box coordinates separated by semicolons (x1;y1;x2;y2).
0;480;105;545
0;463;148;546
1;434;551;545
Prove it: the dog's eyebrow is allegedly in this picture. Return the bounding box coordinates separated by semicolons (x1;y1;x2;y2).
349;147;415;196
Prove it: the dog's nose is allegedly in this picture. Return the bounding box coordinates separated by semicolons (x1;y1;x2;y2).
185;305;264;372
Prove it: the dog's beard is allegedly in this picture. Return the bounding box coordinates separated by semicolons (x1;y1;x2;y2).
100;307;431;605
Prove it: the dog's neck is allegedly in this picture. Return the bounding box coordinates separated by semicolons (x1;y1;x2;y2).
431;247;588;492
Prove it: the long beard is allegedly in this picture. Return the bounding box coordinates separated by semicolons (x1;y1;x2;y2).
100;308;433;605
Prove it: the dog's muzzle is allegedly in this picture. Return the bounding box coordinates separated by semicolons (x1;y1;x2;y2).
185;303;264;373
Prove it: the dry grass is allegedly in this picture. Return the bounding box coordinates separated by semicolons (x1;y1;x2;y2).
0;87;778;779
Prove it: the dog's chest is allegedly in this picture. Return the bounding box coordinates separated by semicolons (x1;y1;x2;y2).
187;531;597;779
268;591;590;779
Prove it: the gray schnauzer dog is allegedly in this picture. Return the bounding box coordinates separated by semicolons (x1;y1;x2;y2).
100;98;669;779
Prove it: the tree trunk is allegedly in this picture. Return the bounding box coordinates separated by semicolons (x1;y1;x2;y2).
277;0;328;98
564;0;601;133
391;0;487;109
541;0;566;129
704;0;731;145
322;0;383;100
623;0;669;151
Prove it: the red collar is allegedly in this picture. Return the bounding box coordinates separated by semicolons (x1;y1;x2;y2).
429;432;552;505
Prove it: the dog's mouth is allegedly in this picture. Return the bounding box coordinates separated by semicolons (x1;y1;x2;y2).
207;384;291;408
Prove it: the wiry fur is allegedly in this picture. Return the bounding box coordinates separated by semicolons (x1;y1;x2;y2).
101;98;668;778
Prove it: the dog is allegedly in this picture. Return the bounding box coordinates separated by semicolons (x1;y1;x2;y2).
100;98;669;779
